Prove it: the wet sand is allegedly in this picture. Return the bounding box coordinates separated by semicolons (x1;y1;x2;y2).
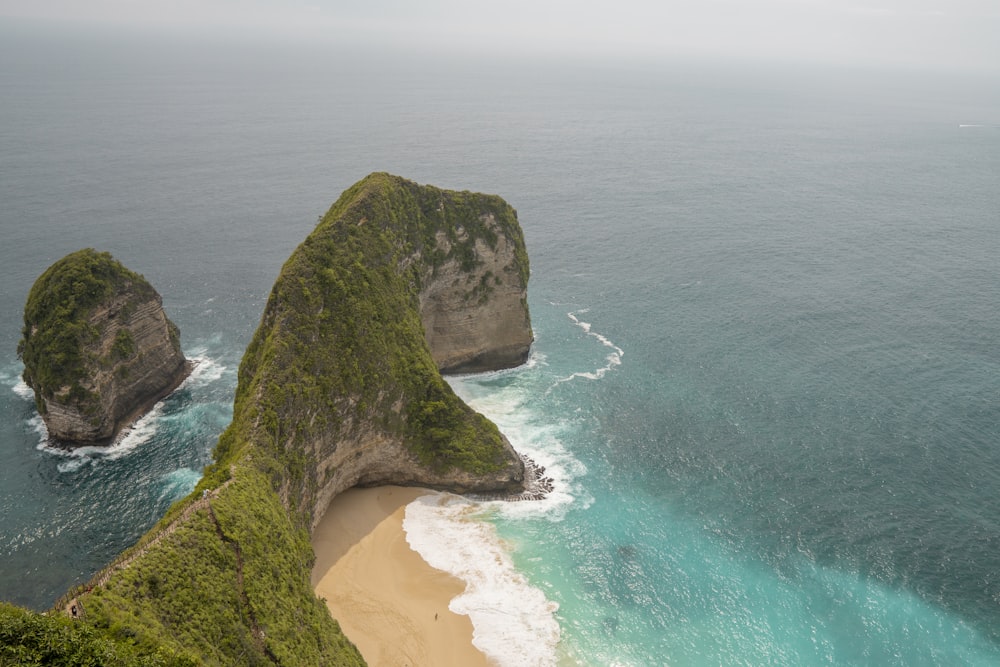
312;486;492;667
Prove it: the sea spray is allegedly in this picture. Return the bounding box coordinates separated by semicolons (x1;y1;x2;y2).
11;378;34;402
182;351;227;387
18;354;229;471
446;361;592;520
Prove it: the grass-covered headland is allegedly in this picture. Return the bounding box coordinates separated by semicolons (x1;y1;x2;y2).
2;174;531;665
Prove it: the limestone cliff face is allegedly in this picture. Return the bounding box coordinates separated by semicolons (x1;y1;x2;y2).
19;249;190;445
419;215;532;373
308;407;525;531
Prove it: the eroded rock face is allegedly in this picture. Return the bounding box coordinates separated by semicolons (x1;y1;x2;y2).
19;249;190;445
419;217;533;373
42;293;191;444
309;411;526;531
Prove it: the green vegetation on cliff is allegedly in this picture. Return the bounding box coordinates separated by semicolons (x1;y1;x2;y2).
77;464;363;666
223;172;526;513
0;602;193;666
7;174;530;666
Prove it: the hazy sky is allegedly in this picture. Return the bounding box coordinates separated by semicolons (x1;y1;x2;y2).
3;0;999;71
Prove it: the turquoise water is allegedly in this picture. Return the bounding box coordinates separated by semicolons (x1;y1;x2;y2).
2;24;1000;664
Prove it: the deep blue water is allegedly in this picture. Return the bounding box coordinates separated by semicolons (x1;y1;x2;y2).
2;24;1000;664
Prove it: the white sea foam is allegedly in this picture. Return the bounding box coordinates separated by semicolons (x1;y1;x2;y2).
28;353;226;470
552;311;624;386
159;467;202;503
28;416;94;473
1;364;34;401
183;352;227;386
35;403;165;469
404;494;561;667
446;347;548;382
105;405;164;459
447;371;591;521
12;379;34;401
56;458;88;473
435;352;594;663
429;340;599;663
27;414;50;444
484;405;588;521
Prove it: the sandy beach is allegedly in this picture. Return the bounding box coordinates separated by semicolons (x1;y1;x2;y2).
312;486;492;667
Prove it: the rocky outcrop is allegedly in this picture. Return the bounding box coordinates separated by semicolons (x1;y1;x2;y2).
228;173;534;527
19;249;190;445
419;215;532;373
309;419;525;533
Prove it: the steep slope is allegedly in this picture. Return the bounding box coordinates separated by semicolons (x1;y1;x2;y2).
27;174;533;665
18;249;190;445
232;172;531;527
417;195;533;373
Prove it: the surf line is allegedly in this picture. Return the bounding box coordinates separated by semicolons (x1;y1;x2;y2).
551;310;624;388
30;355;220;470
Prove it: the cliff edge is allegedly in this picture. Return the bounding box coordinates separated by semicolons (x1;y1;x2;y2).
20;175;534;666
417;193;533;373
232;172;532;527
18;249;190;445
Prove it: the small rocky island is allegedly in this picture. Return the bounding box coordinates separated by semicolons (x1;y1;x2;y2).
18;248;190;445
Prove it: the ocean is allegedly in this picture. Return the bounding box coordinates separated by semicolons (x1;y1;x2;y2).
2;24;1000;665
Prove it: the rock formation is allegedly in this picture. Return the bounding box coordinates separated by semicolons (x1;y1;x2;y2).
232;172;533;526
418;211;533;373
18;249;190;445
12;174;535;666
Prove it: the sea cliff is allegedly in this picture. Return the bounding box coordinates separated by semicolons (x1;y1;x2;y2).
1;174;533;666
232;172;531;529
18;249;190;445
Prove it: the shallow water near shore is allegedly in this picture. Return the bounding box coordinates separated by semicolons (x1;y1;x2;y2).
3;26;1000;664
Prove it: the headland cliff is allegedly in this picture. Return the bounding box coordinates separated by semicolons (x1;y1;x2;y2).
0;173;533;666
